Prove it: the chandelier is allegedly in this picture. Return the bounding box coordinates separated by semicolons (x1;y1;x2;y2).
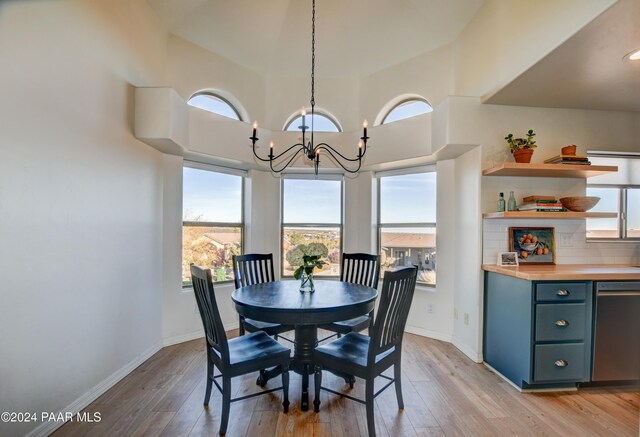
250;0;369;175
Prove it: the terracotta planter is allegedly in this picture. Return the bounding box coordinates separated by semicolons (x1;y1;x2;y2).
513;148;534;163
561;145;577;155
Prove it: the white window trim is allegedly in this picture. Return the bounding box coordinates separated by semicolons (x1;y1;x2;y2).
182;164;245;287
280;176;344;278
377;166;437;287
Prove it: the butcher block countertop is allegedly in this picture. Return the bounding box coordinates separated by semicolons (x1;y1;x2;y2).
482;264;640;281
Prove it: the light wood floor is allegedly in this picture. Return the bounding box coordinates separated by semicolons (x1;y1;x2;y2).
54;331;639;437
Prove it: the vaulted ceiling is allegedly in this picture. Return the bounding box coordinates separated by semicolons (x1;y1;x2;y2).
147;0;640;113
146;0;484;77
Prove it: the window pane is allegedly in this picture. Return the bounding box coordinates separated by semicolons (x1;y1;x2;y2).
182;226;242;285
380;172;436;223
187;94;240;120
380;227;436;285
383;100;433;124
586;187;619;239
627;188;640;238
282;227;341;277
286;114;340;132
283;179;341;224
183;167;242;223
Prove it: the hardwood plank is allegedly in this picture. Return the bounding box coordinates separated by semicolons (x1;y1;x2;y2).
131;411;175;437
53;333;639;437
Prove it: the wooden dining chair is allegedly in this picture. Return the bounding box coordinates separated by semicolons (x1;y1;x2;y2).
313;266;418;437
190;264;291;436
318;253;380;340
232;254;294;341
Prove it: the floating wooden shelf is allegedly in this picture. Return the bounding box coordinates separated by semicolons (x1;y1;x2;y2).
483;211;618;219
482;162;618;178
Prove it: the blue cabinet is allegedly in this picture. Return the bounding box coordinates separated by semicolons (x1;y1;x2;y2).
484;272;593;389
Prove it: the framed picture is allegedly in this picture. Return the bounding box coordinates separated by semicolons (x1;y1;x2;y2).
497;252;519;267
508;227;556;265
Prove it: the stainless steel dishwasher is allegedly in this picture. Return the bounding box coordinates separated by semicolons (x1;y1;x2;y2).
592;281;640;381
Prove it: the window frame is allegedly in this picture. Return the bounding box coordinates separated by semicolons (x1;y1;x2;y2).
187;91;243;121
280;175;344;278
283;109;342;132
377;166;437;287
586;152;640;242
380;98;433;125
182;162;246;288
586;183;640;242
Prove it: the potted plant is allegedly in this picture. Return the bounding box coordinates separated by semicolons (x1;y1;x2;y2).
293;253;327;293
505;129;537;163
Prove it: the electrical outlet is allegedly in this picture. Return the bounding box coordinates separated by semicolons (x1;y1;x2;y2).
560;232;574;247
464;313;469;325
427;303;435;314
454;308;458;319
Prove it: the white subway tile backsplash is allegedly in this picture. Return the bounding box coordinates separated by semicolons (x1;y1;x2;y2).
482;219;639;266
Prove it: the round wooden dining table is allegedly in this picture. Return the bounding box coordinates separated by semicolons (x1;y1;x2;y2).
231;279;377;411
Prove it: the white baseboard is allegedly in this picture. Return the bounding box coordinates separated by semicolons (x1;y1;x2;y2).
26;341;163;437
162;321;239;347
451;337;483;363
163;330;204;347
405;325;452;343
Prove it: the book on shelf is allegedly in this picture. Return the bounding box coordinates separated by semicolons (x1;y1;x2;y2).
544;155;591;165
517;207;566;212
518;204;565;211
522;199;560;205
544;154;589;163
523;195;556;202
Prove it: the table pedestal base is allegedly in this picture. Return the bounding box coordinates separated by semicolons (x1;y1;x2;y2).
255;325;355;411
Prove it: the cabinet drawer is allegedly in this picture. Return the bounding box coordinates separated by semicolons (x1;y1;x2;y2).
535;303;586;342
536;282;587;302
534;343;587;382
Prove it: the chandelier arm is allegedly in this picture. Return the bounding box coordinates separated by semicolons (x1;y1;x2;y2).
315;143;365;162
252;146;274;162
315;145;363;174
253;142;305;163
269;147;305;174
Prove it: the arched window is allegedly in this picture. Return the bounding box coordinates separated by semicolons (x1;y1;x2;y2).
380;98;433;125
284;111;341;132
187;92;242;121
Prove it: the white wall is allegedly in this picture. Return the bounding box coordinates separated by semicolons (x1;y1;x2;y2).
0;1;167;436
167;35;266;125
360;43;454;124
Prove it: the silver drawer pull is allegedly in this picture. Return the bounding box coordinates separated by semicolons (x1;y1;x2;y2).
556;289;570;296
555;319;569;327
554;359;568;367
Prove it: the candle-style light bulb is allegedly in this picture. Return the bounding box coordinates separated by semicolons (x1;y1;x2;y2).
253;121;258;129
270;141;274;150
363;119;368;129
363;119;368;139
301;108;307;117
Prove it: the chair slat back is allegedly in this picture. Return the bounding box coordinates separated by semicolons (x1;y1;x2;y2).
368;266;417;362
233;253;276;289
340;253;380;289
190;264;229;364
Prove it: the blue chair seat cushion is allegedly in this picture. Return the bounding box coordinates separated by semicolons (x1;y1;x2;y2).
318;315;371;334
242;318;294;336
314;332;394;369
227;331;291;367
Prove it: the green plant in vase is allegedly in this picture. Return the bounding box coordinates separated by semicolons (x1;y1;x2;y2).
294;254;327;293
505;129;537;163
